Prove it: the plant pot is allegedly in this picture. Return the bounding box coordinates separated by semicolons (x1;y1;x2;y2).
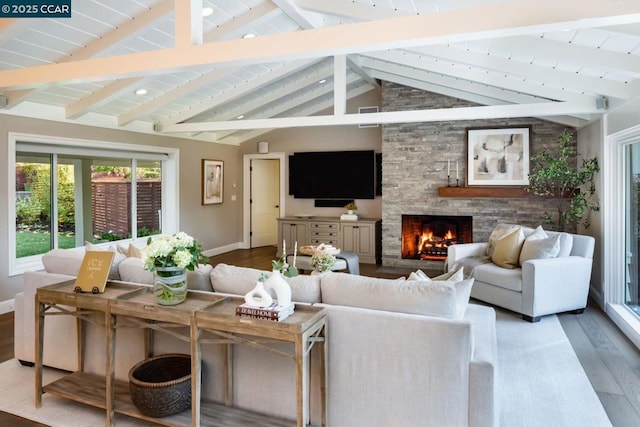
154;267;187;305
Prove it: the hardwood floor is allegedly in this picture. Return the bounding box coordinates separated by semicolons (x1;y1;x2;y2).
1;246;639;426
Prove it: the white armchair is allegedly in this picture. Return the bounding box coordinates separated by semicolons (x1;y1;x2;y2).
447;227;595;322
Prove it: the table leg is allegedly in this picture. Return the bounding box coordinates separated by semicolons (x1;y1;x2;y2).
190;317;201;427
105;310;116;427
34;296;44;408
320;323;328;427
295;335;306;427
225;342;233;406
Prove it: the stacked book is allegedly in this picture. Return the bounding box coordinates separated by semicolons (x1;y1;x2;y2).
235;301;295;322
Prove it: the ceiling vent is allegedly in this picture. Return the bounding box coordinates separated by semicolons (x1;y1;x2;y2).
358;106;379;128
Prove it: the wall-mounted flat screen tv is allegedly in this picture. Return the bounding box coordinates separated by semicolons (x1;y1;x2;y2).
289;150;376;199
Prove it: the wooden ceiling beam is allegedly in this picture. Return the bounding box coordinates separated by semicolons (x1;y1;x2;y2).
1;0;639;89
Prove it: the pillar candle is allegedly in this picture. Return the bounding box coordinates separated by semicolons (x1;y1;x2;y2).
456;161;459;179
447;160;450;176
293;242;297;267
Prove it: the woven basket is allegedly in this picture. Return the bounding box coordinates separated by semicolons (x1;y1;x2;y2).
128;353;192;418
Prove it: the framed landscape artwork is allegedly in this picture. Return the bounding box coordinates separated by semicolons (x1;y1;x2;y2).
466;126;530;186
202;159;223;205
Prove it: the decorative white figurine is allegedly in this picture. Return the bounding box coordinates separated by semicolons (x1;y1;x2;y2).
244;281;273;308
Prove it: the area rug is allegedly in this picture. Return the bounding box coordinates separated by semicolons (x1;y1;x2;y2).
0;309;612;427
495;309;612;427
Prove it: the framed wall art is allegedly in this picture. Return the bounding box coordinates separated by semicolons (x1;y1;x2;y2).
202;159;223;205
466;126;530;186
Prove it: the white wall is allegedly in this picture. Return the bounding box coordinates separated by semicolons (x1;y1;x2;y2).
577;120;605;305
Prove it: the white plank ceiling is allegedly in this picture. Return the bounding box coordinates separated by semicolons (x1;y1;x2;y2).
1;0;640;144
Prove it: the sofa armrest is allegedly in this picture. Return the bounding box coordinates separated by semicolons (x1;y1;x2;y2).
447;242;489;271
521;256;593;318
15;271;79;370
465;304;499;427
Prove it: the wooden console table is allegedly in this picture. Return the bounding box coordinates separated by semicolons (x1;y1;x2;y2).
35;280;327;427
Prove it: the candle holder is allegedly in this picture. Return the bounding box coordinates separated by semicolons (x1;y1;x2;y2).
456;178;460;187
447;175;451;187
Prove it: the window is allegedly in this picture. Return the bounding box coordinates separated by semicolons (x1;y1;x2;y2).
626;142;640;316
604;126;640;349
9;133;179;275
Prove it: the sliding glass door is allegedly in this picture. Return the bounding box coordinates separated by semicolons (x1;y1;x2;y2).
626;143;640;317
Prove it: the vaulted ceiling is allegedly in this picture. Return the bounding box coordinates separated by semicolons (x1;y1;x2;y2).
1;0;640;145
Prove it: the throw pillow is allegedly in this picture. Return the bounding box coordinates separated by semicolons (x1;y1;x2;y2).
408;267;464;282
556;233;574;257
117;243;143;258
491;226;525;269
453;278;474;320
519;226;561;265
408;269;430;281
433;266;464;282
487;223;520;257
405;267;470;319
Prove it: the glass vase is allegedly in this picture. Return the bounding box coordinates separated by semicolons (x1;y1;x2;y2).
154;267;188;306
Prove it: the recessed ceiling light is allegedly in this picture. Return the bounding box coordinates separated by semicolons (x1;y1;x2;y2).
135;88;148;95
318;79;327;84
242;33;256;39
201;7;214;17
236;114;244;119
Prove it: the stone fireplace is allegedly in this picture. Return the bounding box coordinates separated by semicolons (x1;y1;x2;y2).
401;215;472;261
380;82;573;270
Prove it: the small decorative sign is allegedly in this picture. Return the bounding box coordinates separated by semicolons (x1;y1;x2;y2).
74;251;115;294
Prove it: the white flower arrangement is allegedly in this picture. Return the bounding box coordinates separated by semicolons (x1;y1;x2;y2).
311;251;336;272
142;232;207;272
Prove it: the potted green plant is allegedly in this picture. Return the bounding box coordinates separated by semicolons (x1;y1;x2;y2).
526;129;599;231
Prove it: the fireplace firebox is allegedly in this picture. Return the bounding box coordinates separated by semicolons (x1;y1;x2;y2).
401;215;472;260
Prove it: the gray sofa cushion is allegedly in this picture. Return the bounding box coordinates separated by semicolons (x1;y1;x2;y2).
320;272;472;320
118;257;154;284
119;257;214;291
210;263;321;303
42;247;125;281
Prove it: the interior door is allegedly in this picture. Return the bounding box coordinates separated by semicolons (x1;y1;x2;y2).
250;159;280;248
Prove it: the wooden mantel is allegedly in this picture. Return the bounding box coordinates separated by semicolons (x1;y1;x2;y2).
438;186;532;198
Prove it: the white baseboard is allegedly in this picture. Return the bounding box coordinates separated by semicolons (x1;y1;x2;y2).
0;299;15;315
203;242;243;257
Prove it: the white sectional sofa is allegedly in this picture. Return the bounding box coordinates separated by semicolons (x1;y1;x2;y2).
447;224;595;323
14;248;498;427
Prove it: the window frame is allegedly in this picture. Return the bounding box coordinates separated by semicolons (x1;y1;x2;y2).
8;132;180;276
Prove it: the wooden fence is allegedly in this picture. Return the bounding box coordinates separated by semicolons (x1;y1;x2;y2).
92;180;161;238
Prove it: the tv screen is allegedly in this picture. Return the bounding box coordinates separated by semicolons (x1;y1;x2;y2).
290;150;376;199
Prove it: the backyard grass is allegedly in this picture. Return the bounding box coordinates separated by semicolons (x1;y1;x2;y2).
17;231;76;258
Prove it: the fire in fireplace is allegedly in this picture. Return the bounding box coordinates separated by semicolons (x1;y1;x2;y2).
401;215;473;261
